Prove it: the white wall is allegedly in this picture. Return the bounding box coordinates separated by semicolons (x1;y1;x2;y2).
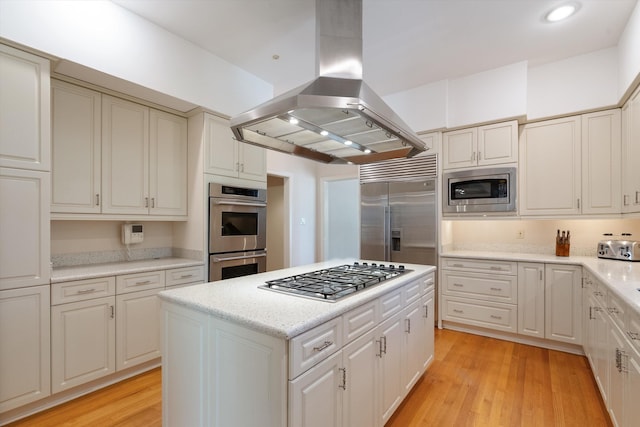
266;150;319;267
0;0;272;116
618;0;640;98
384;80;448;132
527;48;619;120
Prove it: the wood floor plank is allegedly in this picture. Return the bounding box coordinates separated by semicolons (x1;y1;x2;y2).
7;329;610;427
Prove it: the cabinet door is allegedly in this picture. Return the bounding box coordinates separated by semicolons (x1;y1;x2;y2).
379;311;404;424
239;142;266;182
101;95;149;215
0;44;50;171
51;80;101;213
442;128;476;170
289;350;343;427
0;285;50;412
518;262;545;338
149;110;187;216
608;324;625;427
581;109;621;214
51;296;116;393
519;117;581;216
403;299;425;394
342;329;380;427
544;264;582;344
421;291;435;372
204;114;238;178
593;299;610;405
625;347;640;427
0;168;50;290
622;87;640;213
115;288;161;370
477;120;518;166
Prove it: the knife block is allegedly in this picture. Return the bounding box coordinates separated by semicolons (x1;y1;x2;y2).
555;243;570;257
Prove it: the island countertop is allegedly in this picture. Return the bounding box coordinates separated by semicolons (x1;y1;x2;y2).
159;259;436;340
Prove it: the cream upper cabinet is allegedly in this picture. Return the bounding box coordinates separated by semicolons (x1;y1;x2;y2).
622;86;640;213
101;95;150;215
51;80;102;213
0;168;50;290
0;285;50;412
519;116;582;216
149;110;187;216
0;45;50;171
442;120;517;170
99;94;187;217
204;114;266;182
581;109;621;215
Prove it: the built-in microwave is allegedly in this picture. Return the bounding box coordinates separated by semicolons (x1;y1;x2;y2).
443;167;517;215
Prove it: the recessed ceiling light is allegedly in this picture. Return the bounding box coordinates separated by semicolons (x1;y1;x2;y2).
545;3;579;22
320;130;329;136
344;140;353;146
289;117;299;125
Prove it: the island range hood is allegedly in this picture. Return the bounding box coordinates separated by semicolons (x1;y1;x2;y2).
230;0;427;164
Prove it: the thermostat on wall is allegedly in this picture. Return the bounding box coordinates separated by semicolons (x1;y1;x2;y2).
122;224;144;245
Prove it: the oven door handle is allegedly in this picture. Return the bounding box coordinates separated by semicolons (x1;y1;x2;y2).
212;200;267;208
212;252;267;262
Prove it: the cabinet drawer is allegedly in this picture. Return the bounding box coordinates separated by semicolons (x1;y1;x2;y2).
51;277;116;305
424;272;435;293
442;270;517;304
403;278;424;306
380;288;403;321
442;258;517;275
165;265;205;287
343;300;379;343
442;296;517;332
116;271;165;294
289;317;342;380
607;293;626;330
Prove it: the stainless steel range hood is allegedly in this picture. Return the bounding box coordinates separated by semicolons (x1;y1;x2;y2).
230;0;426;164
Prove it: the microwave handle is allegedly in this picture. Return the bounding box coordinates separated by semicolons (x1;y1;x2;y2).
212;200;267;208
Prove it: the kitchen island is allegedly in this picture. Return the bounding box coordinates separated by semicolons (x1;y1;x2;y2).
159;260;436;427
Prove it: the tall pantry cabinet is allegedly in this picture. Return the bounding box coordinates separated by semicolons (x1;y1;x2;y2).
0;44;51;412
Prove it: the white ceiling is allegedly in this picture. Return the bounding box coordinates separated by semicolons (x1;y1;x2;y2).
111;0;637;97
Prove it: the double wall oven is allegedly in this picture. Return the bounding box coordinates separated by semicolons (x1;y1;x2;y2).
209;183;267;281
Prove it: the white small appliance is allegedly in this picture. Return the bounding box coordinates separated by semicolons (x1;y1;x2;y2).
122;224;144;245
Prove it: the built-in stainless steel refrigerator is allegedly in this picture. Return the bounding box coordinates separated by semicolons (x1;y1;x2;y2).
361;179;438;321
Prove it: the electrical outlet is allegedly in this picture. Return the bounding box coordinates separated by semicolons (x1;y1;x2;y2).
516;230;525;239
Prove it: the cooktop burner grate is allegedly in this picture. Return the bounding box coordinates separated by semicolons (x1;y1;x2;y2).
261;262;409;301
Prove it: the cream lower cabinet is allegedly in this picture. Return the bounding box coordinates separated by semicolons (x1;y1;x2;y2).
0;285;50;412
51;295;116;393
545;264;582;344
518;262;545;338
162;272;434;427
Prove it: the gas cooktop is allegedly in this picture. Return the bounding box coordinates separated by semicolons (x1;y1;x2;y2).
260;262;410;302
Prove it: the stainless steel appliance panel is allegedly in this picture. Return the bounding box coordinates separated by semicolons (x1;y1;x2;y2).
360;182;389;261
209;250;267;281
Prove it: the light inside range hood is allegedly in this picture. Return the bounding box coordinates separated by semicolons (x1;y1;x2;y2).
230;0;426;165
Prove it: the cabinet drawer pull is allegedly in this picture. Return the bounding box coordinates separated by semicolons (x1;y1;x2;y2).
376;339;383;358
490;315;503;320
135;280;152;286
405;319;411;333
453;283;464;287
151;197;155;208
180;274;194;279
490;287;502;291
76;288;96;294
453;309;463;314
452;263;464;268
338;367;347;390
382;336;387;354
110;305;115;319
424;305;429;318
628;331;640;341
594;291;604;297
313;341;333;352
95;194;100;206
145;197;149;208
489;266;502;271
608;307;620;315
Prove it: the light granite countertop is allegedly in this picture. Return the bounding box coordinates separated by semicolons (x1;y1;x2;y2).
51;257;204;283
158;259;436;340
441;251;640;315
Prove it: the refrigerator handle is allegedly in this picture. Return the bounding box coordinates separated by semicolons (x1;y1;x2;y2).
384;206;391;261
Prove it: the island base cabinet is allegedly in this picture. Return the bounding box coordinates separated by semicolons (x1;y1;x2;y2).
161;301;287;427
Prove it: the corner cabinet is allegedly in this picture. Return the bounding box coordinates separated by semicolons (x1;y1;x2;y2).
162;271;435;427
622;86;640;213
520;110;621;216
204;114;266;183
442;120;517;170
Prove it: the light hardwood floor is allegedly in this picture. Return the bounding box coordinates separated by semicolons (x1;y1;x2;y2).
8;328;610;427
